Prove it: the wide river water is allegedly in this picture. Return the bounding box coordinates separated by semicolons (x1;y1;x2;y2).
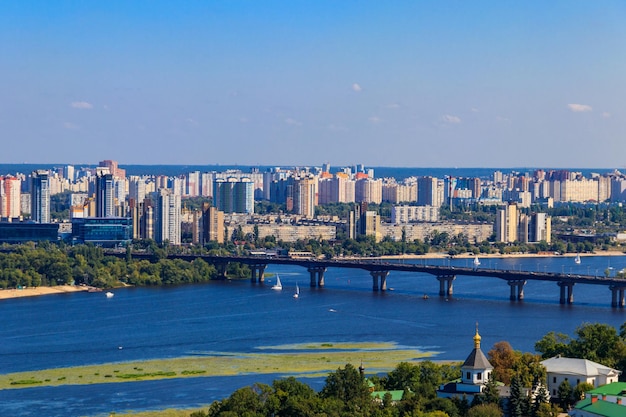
1;255;626;416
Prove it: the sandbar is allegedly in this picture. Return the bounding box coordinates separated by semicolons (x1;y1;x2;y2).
0;285;90;300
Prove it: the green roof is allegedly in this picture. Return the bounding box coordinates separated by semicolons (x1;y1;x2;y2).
574;397;626;417
371;390;404;402
587;382;626;396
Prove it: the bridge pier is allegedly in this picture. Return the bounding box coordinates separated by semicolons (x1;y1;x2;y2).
610;286;626;308
308;266;327;287
508;280;527;301
558;282;575;304
437;275;456;297
250;264;267;283
370;271;390;291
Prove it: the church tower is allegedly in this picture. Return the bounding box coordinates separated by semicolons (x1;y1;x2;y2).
437;325;495;401
460;325;493;388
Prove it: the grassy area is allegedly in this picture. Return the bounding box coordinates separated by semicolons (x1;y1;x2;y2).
112;408;209;417
0;342;437;390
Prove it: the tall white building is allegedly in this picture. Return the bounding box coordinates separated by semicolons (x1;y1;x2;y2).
154;189;181;245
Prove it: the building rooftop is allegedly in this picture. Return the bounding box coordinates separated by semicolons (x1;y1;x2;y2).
573;397;625;417
542;356;621;377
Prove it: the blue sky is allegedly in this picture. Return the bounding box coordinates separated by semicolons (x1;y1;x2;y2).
1;1;625;168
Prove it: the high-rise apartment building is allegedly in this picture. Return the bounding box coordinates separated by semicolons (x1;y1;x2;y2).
98;160;126;179
495;202;519;243
187;171;200;197
0;176;21;218
417;177;444;207
95;168;115;218
293;175;317;218
214;178;254;214
153;189;181;245
201;204;224;244
355;178;382;204
30;170;50;223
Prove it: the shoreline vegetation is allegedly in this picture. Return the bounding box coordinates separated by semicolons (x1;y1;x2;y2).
0;342;436;390
0;250;623;302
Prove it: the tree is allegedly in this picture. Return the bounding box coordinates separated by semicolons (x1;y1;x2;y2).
531;384;550;417
556;380;573;410
320;363;372;412
467;403;502;417
471;373;501;408
508;376;526;417
511;352;546;389
572;382;594;402
534;332;571;359
568;323;622;367
488;341;517;385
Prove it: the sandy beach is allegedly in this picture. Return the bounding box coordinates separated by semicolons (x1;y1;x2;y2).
0;285;90;301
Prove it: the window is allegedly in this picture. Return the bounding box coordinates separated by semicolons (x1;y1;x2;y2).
477;372;482;380
553;377;556;383
466;372;471;380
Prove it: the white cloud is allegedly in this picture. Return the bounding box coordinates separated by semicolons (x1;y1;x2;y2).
471;107;479;113
567;103;592;113
63;122;79;130
441;114;461;124
285;118;302;126
70;101;93;110
327;123;348;132
385;103;401;109
602;112;611;118
352;83;362;92
368;116;382;124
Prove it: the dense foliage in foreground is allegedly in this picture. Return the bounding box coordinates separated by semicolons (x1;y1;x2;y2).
182;322;626;417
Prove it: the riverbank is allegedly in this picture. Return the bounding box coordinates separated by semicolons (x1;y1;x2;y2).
0;285;90;300
1;251;624;302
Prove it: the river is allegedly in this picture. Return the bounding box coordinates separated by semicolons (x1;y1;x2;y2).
1;255;625;416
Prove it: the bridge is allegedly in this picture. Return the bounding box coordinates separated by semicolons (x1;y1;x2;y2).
119;252;626;308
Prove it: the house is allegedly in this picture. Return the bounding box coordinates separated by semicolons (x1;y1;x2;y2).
437;326;496;402
569;382;626;417
541;356;621;399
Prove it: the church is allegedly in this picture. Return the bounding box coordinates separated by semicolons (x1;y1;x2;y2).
437;326;497;402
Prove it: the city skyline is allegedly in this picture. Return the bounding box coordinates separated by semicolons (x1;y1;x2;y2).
2;1;626;168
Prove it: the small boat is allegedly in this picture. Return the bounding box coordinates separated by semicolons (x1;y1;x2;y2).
423;294;429;300
271;275;283;290
293;282;299;299
105;292;114;298
574;254;581;265
473;256;481;267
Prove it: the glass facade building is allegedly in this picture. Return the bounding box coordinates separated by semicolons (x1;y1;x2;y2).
71;217;132;247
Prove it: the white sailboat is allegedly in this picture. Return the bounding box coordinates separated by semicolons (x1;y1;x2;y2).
574;254;581;265
293;282;299;299
271;275;283;290
473;256;481;267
